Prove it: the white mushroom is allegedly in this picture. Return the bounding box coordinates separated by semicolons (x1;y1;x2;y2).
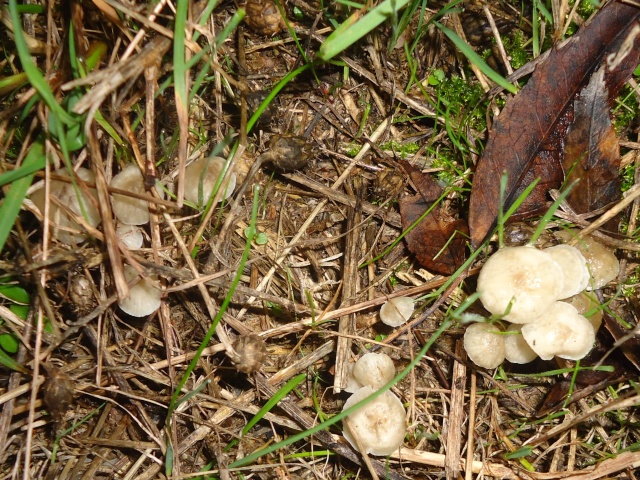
30;167;101;245
184;156;236;207
342;386;406;456
504;324;538;364
477;246;564;323
556;230;619;290
521;302;595;361
110;164;149;225
543;244;589;299
116;224;144;249
463;322;505;369
118;265;162;317
380;297;414;327
350;353;396;391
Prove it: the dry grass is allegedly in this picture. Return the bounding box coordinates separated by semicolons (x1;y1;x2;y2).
0;0;639;479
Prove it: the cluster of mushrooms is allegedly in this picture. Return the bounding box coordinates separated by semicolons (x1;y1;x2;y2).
341;352;406;456
30;157;235;317
465;232;619;369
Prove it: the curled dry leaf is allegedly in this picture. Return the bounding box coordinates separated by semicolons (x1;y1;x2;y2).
398;161;468;275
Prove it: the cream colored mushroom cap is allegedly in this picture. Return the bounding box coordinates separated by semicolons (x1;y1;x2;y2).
521;301;595;361
30;167;101;245
556;230;619;290
118;266;162;317
504;324;537;364
184;156;236;206
543;244;589;299
463;322;506;369
352;353;396;391
380;296;414;327
342;386;406;456
477;246;564;323
111;164;149;225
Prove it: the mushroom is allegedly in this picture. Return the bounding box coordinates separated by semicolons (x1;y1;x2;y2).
477;246;564;323
184;156;236;207
556;230;619;290
30;167;101;245
349;352;396;391
543;244;589;299
504;324;538;364
116;224;144;249
118;265;162;317
563;292;603;332
521;302;595;361
342;386;406;456
380;297;414;327
110;164;149;225
463;322;505;369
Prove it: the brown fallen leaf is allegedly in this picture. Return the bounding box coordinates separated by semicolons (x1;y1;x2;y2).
398;161;468;275
469;1;640;247
563;67;621;217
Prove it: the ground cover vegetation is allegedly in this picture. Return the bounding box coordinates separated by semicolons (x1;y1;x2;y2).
0;0;639;478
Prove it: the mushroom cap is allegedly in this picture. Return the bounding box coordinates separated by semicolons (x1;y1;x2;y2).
342;386;406;456
477;246;564;323
556;230;619;290
463;322;506;369
110;164;149;225
543;244;589;299
563;291;603;332
351;353;396;391
380;297;414;327
521;302;595;360
184;156;236;206
118;266;162;317
116;224;144;249
30;167;101;245
231;333;267;374
504;324;538;364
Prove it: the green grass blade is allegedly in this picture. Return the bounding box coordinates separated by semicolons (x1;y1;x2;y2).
0;140;44;254
318;0;411;61
527;180;578;245
8;0;76;125
435;22;518;94
0;155;46;187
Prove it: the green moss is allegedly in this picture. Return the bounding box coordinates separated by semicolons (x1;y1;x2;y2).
380;140;420;159
503;30;530;71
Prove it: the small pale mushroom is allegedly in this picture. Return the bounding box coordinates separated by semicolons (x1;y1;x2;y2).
116;224;144;249
118;265;162;317
30;167;101;245
463;322;505;369
504;324;538;364
380;296;414;327
563;292;603;332
110;164;149;225
543;244;590;299
350;352;396;391
556;230;619;290
342;385;406;456
184;156;236;207
521;302;595;361
477;246;564;323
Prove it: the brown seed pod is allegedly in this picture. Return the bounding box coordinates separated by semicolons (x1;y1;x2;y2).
43;366;74;429
244;0;284;36
231;334;267;374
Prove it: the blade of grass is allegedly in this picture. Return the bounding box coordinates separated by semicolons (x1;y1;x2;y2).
0;140;44;254
435;22;518;94
318;0;411;61
527;180;578;245
8;0;76;125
